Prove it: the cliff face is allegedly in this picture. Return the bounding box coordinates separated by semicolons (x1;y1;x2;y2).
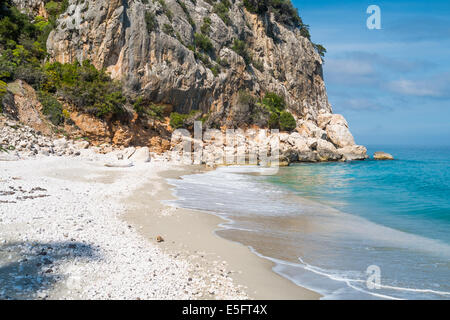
45;0;331;124
7;0;367;162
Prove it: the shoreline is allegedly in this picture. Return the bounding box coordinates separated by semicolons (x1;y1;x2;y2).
0;156;319;299
123;165;321;300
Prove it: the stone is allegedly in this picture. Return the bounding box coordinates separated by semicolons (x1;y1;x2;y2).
74;140;90;150
129;147;151;163
373;152;394;160
316;139;342;161
104;160;134;168
326;124;356;148
53;138;68;149
338;145;369;161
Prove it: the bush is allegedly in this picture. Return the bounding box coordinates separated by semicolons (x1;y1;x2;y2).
213;1;231;25
243;0;303;28
38;90;64;125
42;60;126;118
261;92;286;113
145;11;157;32
194;33;213;53
170;112;188;129
279;111;296;131
232;39;252;65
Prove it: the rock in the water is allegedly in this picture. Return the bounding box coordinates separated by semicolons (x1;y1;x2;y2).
338;145;368;161
373;152;394;160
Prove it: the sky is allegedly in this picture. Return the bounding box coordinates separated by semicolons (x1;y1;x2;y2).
292;0;450;146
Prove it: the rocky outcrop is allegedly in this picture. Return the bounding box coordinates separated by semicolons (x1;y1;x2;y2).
2;80;53;135
11;0;47;18
374;152;394;160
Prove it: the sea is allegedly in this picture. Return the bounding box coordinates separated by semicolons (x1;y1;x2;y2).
166;146;450;299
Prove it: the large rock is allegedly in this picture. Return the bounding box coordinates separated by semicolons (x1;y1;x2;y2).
129;147;151;163
373;152;394;160
338;145;368;161
316;139;342;161
326;123;356;148
3;80;52;135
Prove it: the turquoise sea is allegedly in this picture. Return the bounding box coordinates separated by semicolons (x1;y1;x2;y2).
167;146;450;299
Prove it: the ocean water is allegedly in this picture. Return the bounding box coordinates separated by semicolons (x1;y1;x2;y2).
167;146;450;299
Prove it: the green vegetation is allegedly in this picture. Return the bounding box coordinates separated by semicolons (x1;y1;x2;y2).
156;0;174;22
243;0;302;27
194;33;213;53
42;60;126;118
200;17;212;35
37;90;64;125
176;0;195;28
170;110;201;129
133;97;166;120
279;110;296;131
0;80;7;112
260;92;296;131
213;0;231;25
231;39;252;65
314;43;327;58
145;11;157;32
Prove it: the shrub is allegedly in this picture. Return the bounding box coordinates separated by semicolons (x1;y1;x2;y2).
279;111;296;131
194;33;213;53
261;92;286;113
145;11;157;32
243;0;302;28
38;90;64;125
314;43;327;58
170;112;187;129
42;60;126;118
232;39;252;65
213;1;231;25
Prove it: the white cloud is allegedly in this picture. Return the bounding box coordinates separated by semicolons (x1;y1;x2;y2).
387;74;450;98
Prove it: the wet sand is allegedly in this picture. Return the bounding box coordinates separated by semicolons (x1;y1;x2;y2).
123;165;321;300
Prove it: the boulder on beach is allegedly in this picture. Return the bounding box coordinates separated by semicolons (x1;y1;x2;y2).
129;147;151;163
104;160;134;168
374;152;394;160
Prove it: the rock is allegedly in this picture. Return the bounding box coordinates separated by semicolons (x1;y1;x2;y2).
297;120;327;140
0;153;20;161
53;138;68;149
326;123;356;148
3;80;52;135
129;147;151;163
373;152;394;160
156;235;164;243
74;140;90;150
338;145;369;161
316;139;342;161
104;160;134;168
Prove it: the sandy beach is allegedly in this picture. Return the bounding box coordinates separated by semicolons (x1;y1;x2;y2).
0;156;319;300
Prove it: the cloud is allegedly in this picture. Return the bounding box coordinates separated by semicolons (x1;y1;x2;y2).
323;51;435;86
387;73;450;98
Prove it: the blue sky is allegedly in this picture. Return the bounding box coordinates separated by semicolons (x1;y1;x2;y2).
292;0;450;146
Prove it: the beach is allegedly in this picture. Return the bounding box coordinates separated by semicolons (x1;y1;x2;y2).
0;156;319;300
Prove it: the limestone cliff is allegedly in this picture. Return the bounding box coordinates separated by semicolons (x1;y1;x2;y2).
45;0;330;124
7;0;367;162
